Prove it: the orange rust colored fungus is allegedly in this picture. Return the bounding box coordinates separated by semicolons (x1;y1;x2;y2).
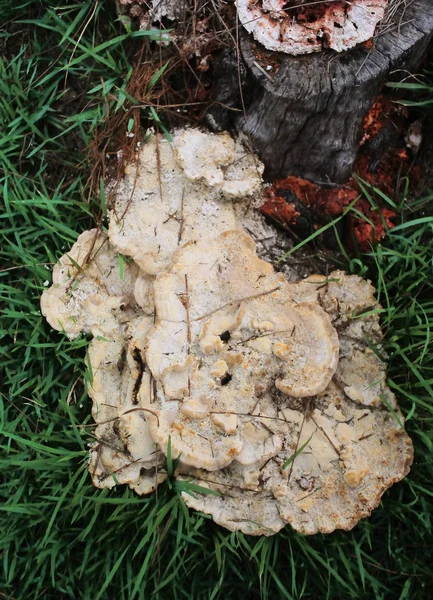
273;176;359;218
264;173;396;251
260;92;423;250
261;188;299;226
349;200;396;248
360;94;397;145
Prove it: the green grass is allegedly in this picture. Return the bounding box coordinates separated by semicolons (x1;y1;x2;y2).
1;2;433;599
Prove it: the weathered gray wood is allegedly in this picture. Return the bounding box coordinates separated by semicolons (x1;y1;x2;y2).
215;0;433;184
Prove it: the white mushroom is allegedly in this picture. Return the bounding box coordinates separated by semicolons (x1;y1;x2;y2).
88;317;167;495
180;376;412;536
179;274;413;535
178;462;287;536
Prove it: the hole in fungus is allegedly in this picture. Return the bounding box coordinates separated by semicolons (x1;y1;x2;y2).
117;346;127;373
132;347;145;405
219;330;231;342
220;373;232;386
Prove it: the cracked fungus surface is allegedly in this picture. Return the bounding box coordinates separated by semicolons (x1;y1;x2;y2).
41;128;412;536
237;0;387;55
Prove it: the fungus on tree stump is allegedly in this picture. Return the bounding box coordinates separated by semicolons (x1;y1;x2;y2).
237;0;388;55
210;0;433;182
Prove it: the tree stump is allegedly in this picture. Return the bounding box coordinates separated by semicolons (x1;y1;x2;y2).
214;0;433;184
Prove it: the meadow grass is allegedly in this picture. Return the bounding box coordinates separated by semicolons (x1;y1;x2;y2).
1;2;433;598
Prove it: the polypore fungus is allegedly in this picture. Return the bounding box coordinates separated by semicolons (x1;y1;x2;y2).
40;229;139;339
88;318;166;494
108;129;263;275
42;127;412;535
237;0;388;55
144;230;339;471
178;272;412;535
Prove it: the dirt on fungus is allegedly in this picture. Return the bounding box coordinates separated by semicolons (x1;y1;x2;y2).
261;94;421;250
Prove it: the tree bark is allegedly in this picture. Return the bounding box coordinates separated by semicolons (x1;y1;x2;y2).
212;0;433;184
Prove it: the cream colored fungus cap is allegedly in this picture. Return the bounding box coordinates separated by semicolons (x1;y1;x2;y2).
108;129;263;275
145;230;339;471
40;229;139;339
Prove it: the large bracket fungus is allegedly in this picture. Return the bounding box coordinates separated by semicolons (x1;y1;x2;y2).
41;128;413;536
236;0;388;55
